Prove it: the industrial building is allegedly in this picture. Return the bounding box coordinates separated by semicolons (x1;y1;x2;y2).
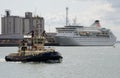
1;10;44;36
0;10;45;46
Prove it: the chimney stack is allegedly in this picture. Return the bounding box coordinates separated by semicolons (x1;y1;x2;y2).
5;10;10;17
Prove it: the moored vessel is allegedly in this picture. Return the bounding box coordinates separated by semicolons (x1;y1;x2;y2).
55;8;116;46
55;20;116;46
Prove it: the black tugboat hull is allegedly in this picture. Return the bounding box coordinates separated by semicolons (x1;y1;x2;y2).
5;52;63;63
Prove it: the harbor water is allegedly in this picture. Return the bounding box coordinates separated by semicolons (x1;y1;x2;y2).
0;43;120;78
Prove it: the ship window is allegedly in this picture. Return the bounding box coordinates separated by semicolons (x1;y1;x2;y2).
96;32;109;37
33;38;44;44
79;32;87;36
38;39;43;43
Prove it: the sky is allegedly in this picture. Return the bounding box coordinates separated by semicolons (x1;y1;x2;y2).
0;0;120;40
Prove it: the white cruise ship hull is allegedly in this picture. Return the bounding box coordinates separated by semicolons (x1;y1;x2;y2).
55;36;116;46
55;20;117;46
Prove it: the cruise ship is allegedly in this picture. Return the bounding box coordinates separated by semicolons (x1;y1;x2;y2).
55;20;116;46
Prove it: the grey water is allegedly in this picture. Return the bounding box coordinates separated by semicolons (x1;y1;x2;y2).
0;43;120;78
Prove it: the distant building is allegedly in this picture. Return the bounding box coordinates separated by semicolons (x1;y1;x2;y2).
23;12;33;34
2;15;23;35
1;10;44;36
0;10;57;46
23;18;30;34
32;17;44;34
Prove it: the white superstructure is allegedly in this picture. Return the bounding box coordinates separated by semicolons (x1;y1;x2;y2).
55;20;116;46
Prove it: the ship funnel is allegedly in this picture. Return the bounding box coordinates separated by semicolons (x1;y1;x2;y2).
95;20;101;27
90;20;101;27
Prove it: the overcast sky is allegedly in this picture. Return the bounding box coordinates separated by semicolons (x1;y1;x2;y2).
0;0;120;40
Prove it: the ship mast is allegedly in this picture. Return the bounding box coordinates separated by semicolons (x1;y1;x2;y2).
66;7;69;26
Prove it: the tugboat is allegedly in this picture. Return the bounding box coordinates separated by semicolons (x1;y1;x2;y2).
5;20;62;63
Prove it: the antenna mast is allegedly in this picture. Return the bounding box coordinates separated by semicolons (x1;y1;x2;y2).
66;7;69;26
